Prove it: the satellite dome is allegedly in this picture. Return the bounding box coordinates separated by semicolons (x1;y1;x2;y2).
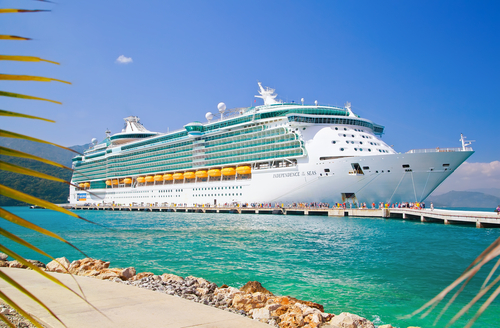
205;112;214;121
91;138;98;144
217;102;226;113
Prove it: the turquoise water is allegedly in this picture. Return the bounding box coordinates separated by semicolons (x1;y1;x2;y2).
2;207;499;327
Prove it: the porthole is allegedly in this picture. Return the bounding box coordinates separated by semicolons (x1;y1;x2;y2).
368;149;372;152
343;134;346;137
354;148;358;151
335;127;338;130
340;148;345;151
332;141;336;144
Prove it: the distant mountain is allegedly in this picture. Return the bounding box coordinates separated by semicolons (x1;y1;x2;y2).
426;191;500;209
468;188;500;199
0;138;90;206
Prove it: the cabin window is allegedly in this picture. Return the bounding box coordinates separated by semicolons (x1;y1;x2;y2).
363;166;370;170
443;163;450;167
324;168;330;173
402;164;410;168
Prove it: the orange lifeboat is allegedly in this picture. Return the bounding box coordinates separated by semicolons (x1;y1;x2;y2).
119;179;125;184
78;183;85;188
105;180;112;186
163;173;173;181
184;171;196;179
236;166;251;175
137;177;145;183
124;178;132;184
154;174;163;181
222;167;236;176
145;176;154;183
112;180;118;185
173;172;184;180
195;170;208;178
208;169;221;177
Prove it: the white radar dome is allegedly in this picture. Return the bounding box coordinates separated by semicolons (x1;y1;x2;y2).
91;138;98;144
205;112;214;121
217;102;226;113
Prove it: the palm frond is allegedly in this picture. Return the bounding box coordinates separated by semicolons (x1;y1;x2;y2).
0;55;58;64
0;35;31;41
0;9;50;14
0;147;71;170
0;271;65;327
0;74;70;84
0;91;61;104
0;109;55;122
0;290;43;328
0;130;78;153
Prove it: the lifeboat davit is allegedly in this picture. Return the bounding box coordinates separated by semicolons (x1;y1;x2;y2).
208;169;221;177
163;173;173;181
222;167;236;176
195;170;208;178
124;178;132;184
173;172;184;180
145;176;154;182
137;177;145;183
236;166;251;175
154;175;163;181
184;172;196;179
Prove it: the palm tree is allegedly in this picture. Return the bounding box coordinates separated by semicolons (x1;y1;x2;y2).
0;4;96;327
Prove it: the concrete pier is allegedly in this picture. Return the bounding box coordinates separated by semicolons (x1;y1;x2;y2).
62;204;500;228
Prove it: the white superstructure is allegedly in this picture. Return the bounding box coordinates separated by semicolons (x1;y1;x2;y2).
69;84;474;206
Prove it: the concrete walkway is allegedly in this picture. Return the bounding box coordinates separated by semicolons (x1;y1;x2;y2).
0;268;270;328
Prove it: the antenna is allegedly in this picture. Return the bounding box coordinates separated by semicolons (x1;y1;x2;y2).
301;98;304;105
218;102;226;120
314;100;318;106
460;133;475;151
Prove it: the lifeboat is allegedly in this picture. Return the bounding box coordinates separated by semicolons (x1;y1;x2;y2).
173;172;184;180
222;167;236;176
78;183;85;188
124;178;132;184
105;180;112;186
195;170;208;178
208;169;221;177
137;177;145;183
145;176;154;182
119;179;125;184
163;173;173;181
184;171;196;179
236;166;251;175
112;180;118;185
154;174;163;181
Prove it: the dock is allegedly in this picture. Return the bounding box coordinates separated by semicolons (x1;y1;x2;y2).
62;205;500;228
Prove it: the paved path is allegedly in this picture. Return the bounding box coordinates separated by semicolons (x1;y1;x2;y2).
0;268;270;328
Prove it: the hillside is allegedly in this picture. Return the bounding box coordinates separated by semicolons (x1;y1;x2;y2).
0;138;90;206
426;190;500;209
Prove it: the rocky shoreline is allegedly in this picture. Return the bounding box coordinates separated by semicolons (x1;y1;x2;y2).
1;255;416;328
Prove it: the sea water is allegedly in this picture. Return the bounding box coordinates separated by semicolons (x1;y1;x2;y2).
2;207;499;327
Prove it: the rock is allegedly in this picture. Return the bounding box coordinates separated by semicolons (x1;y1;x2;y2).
0;253;8;261
8;261;26;269
250;307;271;321
325;312;375;328
121;267;136;280
27;260;46;268
130;272;154;281
232;292;268;312
46;257;70;273
278;304;304;328
161;273;184;284
303;312;323;328
378;325;395;328
240;281;273;295
220;284;229;288
0;261;9;267
98;271;122;280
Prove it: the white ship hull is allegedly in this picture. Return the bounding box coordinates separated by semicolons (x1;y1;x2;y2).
71;150;472;206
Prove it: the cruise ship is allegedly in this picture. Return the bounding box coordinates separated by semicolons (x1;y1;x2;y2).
69;83;474;206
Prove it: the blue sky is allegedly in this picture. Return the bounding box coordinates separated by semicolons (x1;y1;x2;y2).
2;0;499;190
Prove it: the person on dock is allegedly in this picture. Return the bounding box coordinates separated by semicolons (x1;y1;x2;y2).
495;205;500;214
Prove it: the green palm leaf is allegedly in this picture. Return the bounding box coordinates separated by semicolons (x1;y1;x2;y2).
0;130;78;153
0;109;55;122
0;147;72;170
0;91;61;104
0;290;43;328
0;74;70;84
0;55;59;64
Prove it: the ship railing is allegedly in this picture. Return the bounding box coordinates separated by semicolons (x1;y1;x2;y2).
406;147;472;154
